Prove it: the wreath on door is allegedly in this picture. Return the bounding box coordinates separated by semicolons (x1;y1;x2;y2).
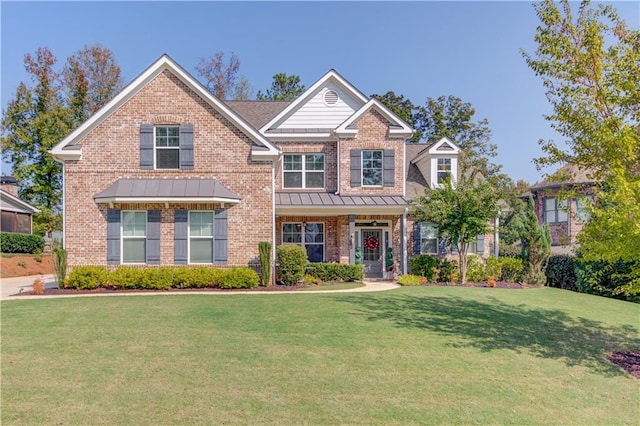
364;235;379;250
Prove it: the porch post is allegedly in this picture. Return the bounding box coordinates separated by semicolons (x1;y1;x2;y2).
401;212;407;275
349;214;355;264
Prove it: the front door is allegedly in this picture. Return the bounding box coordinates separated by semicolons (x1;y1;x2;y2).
362;229;383;278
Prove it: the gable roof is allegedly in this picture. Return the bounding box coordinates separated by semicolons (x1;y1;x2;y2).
259;69;369;134
225;101;292;129
50;54;280;161
334;98;413;138
530;164;597;191
411;137;461;164
0;189;40;214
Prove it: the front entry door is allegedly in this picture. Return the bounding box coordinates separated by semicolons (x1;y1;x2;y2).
362;229;383;278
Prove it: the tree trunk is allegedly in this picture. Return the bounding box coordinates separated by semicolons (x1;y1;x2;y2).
458;244;467;284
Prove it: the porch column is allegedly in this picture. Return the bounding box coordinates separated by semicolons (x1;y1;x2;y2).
401;212;407;275
349;214;356;264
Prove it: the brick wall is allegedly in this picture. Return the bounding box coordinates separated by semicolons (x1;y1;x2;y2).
64;70;273;267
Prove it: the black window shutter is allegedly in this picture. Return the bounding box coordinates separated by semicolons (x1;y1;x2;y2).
107;209;121;264
383;149;395;187
147;210;161;264
350;149;361;187
413;222;421;255
214;209;228;264
140;124;154;169
179;124;194;170
174;210;188;264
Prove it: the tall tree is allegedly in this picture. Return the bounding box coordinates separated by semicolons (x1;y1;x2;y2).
256;73;305;101
410;164;498;283
519;197;551;285
371;91;422;142
195;52;241;100
523;0;640;266
232;76;252;101
63;44;123;126
1;47;70;210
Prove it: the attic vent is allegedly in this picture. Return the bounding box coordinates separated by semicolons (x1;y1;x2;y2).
323;90;339;106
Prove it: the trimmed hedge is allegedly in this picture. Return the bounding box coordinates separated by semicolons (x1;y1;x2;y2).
66;266;259;290
0;232;44;254
545;255;577;291
276;244;308;285
410;255;440;282
397;274;424;286
305;263;364;282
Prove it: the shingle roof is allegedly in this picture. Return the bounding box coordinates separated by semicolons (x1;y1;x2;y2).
94;178;241;203
224;101;292;129
530;164;597;190
276;192;407;207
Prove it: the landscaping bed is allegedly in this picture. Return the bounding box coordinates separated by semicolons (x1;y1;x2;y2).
0;254;54;278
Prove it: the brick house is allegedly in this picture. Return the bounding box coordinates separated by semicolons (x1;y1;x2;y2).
51;54;493;279
527;164;596;255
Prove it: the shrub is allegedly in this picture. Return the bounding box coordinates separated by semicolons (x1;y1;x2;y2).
219;267;259;289
466;255;488;282
258;242;272;286
32;276;45;295
305;263;364;282
139;267;174;290
410;255;440;282
277;244;308;285
500;257;524;282
575;259;640;302
438;259;458;283
52;244;67;288
0;232;44;254
499;244;522;259
66;266;109;289
108;267;146;289
303;274;321;285
545;255;578;291
397;274;424;286
172;267;224;288
486;257;503;280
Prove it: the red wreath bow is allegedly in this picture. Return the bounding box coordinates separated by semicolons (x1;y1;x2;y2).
364;235;379;250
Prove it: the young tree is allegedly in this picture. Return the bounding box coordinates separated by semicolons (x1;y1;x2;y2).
410;164;498;283
256;73;305;101
519;197;551;285
523;0;640;264
195;52;241;100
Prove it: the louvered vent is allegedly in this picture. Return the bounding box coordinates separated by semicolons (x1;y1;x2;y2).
323;89;339;106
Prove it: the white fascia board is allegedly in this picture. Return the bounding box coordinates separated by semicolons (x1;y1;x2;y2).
259;70;369;134
275;205;408;216
94;197;241;204
427;137;461;154
0;191;40;213
50;54;280;161
335;99;414;138
266;133;335;141
50;150;82;161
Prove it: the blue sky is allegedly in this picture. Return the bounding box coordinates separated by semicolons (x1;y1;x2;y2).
2;1;638;183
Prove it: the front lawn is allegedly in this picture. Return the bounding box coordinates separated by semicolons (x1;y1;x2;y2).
1;287;638;424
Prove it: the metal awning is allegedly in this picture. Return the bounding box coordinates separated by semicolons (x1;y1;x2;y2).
275;192;408;216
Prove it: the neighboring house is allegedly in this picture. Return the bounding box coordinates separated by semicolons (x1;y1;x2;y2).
50;54;493;279
0;176;39;234
527;164;596;255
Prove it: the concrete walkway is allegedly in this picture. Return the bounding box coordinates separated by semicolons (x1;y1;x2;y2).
0;274;399;301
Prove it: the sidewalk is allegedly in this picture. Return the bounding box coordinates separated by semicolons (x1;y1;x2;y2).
0;275;399;301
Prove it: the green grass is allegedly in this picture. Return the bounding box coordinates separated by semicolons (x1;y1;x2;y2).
1;287;638;425
298;282;365;291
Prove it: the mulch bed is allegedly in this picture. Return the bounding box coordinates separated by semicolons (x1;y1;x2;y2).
608;351;640;379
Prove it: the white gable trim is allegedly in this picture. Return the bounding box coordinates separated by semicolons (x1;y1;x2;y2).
334;99;413;138
259;69;369;134
0;189;40;213
411;137;461;165
50;54;280;161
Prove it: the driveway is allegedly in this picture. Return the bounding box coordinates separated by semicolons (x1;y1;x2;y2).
1;274;56;300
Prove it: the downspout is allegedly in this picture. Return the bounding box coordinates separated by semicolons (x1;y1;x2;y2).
401;209;408;275
494;212;500;258
335;135;340;195
272;158;277;285
52;157;66;249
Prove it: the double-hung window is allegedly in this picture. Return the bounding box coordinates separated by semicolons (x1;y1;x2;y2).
283;154;324;188
576;196;592;222
544;198;568;223
189;211;214;264
362;150;383;186
419;223;438;255
155;126;180;169
437;158;452;185
282;222;324;262
122;211;147;263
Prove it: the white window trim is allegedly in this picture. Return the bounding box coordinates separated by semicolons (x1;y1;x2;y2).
430;156;458;189
544;198;568;224
419;222;439;255
282;222;325;262
121;210;147;264
154;125;180;170
188;210;214;265
576;196;592;223
282;153;325;189
361;150;384;187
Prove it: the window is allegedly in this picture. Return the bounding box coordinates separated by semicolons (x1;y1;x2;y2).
576;196;593;222
419;223;438;254
544;198;568;223
1;211;31;234
155;126;180;169
362;150;383;186
189;211;214;264
437;158;452;185
468;234;485;254
122;211;146;263
283;154;324;188
282;222;324;262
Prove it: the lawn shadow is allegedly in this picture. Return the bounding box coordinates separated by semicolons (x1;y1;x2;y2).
338;293;640;377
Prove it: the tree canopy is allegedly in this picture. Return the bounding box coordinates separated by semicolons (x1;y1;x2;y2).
256;73;306;101
195;52;250;100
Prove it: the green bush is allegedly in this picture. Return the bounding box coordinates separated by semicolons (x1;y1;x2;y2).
303;274;322;285
172;267;224;288
108;267;145;289
438;259;458;282
0;232;44;254
500;257;524;282
276;244;308;285
220;267;259;289
499;244;522;259
66;266;109;289
52;246;67;288
305;263;364;282
486;257;503;280
140;267;174;290
466;255;488;282
258;241;272;286
410;255;440;282
546;255;578;291
397;274;424;286
575;259;640;302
